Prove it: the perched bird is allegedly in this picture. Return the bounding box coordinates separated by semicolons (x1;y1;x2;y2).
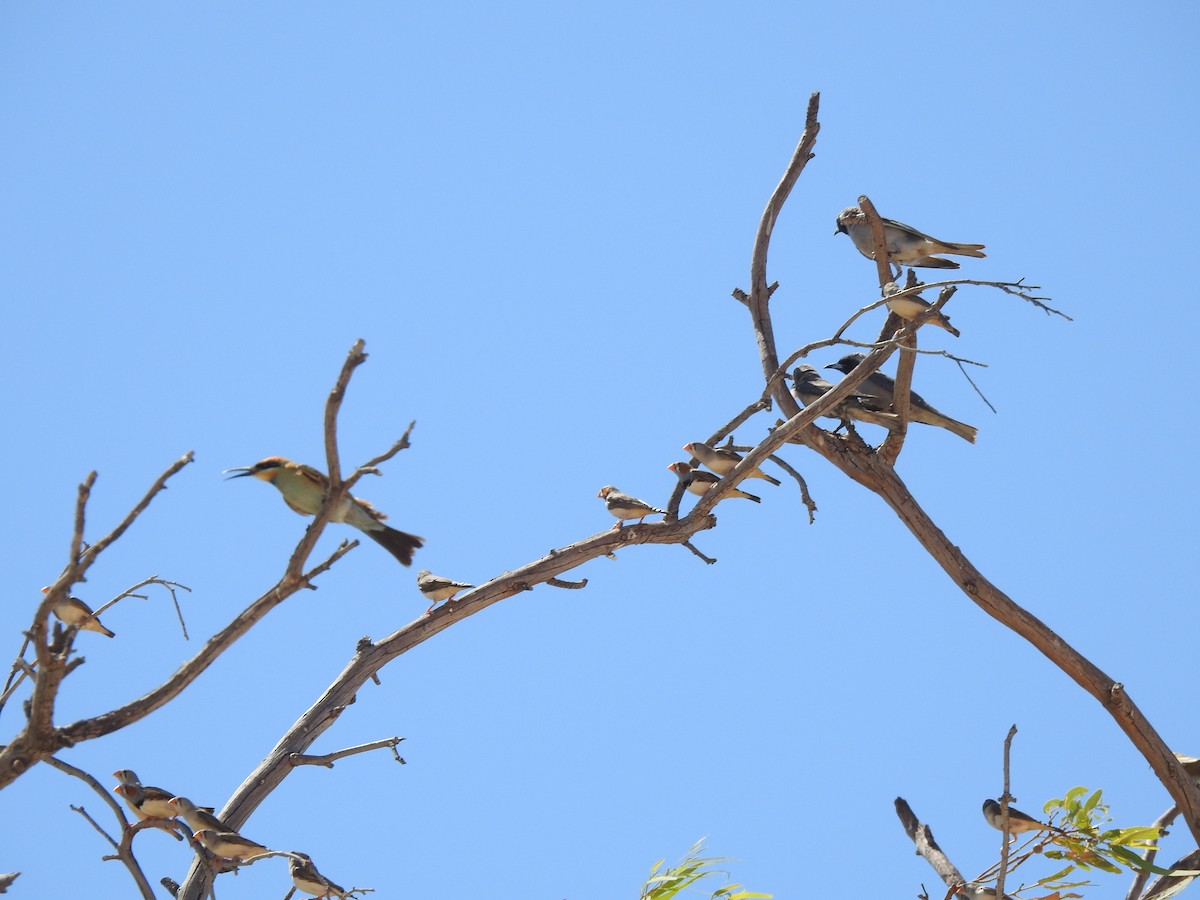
597;485;666;527
982;799;1064;838
790;365;902;432
168;796;227;833
114;782;181;821
826;354;978;443
682;441;781;485
193;828;269;862
416;569;473;612
882;282;959;337
226;457;423;566
50;595;115;638
668;462;761;503
290;852;348;899
836;206;986;269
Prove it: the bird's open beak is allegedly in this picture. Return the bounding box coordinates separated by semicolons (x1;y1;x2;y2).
222;467;254;479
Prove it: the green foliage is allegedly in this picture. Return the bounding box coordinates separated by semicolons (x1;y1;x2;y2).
973;787;1197;899
639;839;771;900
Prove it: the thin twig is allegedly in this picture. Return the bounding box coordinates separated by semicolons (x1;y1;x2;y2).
745;92;821;393
288;737;406;768
996;724;1018;900
546;577;588;589
767;455;816;523
679;541;717;565
93;577;194;640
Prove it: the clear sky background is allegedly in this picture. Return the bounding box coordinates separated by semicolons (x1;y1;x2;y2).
2;3;1197;898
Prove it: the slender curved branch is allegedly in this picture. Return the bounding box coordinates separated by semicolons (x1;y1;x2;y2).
176;507;717;899
289;737;406;768
746;92;820;385
46;757;160;899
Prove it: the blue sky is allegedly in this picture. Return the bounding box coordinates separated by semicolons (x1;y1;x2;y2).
2;2;1198;898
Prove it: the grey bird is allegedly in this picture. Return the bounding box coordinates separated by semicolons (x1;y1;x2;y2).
790;365;902;432
667;462;761;503
982;799;1063;839
416;569;473;612
289;852;348;899
51;594;115;638
836;206;986;269
883;282;959;337
192;828;270;862
682;441;780;485
597;485;665;527
168;796;228;833
825;354;978;443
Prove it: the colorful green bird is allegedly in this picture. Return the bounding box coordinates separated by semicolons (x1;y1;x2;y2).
226;457;423;566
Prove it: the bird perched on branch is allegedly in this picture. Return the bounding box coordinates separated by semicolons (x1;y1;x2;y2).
290;852;348;899
790;365;902;432
193;828;270;862
668;462;761;503
826;354;978;443
114;781;183;821
836;206;985;269
168;796;227;833
417;570;473;612
225;457;423;566
682;441;780;485
882;282;959;337
597;486;666;527
982;799;1064;839
49;593;115;638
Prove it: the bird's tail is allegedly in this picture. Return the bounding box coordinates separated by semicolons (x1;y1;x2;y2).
85;620;116;638
748;470;782;486
942;242;986;258
732;488;762;503
367;526;425;566
936;415;978;443
929;313;961;338
908;256;961;269
851;407;904;432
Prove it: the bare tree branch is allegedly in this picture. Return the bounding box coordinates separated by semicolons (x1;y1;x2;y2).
289;737;406;768
894;797;967;891
745;91;820;386
1127;804;1180;900
47;757;163;900
177;504;717;899
736;104;1200;849
995;724;1019;899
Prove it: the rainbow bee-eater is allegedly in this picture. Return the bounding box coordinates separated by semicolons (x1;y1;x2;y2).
226;457;423;566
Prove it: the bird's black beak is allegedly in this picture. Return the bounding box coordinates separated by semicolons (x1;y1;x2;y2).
223;467;254;480
834;223;846;235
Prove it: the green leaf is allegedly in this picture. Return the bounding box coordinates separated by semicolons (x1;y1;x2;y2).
1109;826;1164;845
1033;864;1077;883
1108;845;1175;875
1064;786;1089;804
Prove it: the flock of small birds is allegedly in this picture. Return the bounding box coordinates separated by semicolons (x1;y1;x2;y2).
40;203;995;895
111;769;349;898
593;204;990;527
